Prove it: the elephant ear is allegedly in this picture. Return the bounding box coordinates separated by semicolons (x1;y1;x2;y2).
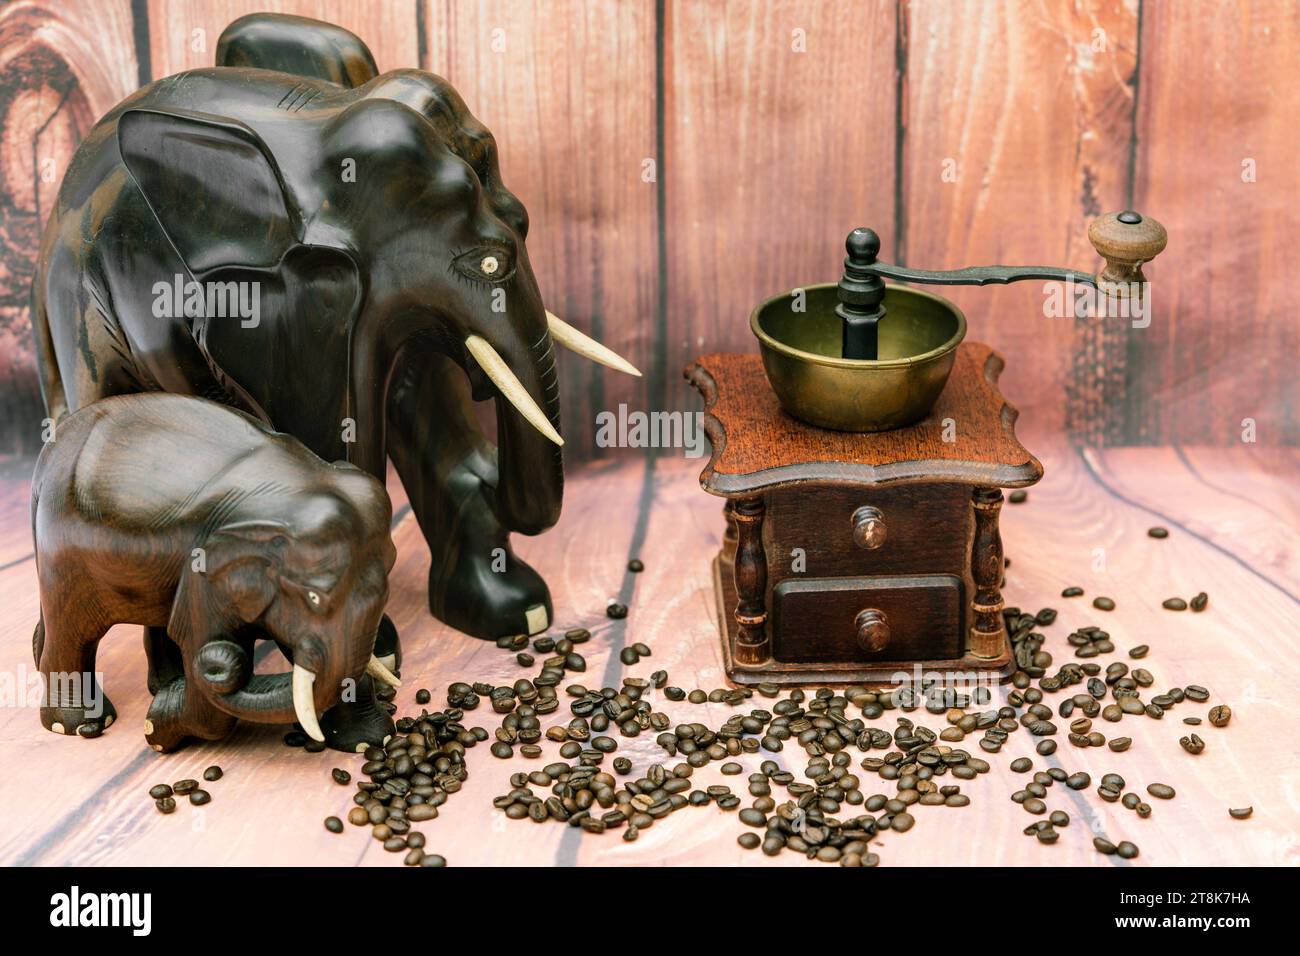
118;108;300;274
167;522;290;649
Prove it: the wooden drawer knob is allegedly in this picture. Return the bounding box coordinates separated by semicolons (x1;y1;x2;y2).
851;506;887;549
855;608;891;653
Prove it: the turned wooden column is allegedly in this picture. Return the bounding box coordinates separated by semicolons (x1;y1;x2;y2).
731;496;769;664
969;487;1005;659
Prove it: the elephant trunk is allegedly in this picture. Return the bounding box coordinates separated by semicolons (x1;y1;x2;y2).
489;331;564;535
193;628;377;739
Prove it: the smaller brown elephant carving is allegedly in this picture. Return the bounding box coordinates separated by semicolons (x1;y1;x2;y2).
31;393;399;753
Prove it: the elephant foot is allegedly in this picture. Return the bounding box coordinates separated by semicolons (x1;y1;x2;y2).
430;543;552;641
40;695;117;739
144;676;236;753
319;675;396;752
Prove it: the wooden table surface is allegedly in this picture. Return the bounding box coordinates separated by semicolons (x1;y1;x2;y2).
1;443;1297;867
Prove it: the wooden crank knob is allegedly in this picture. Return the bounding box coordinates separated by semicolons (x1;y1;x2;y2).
1088;210;1167;297
851;505;887;549
855;609;891;653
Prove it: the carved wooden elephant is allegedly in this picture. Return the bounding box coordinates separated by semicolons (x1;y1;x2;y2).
32;393;399;753
30;13;638;662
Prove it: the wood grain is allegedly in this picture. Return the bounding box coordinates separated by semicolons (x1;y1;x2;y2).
2;445;1295;866
423;0;659;460
1127;0;1300;445
662;0;897;417
145;0;420;76
688;343;1042;492
0;0;139;455
900;0;1139;443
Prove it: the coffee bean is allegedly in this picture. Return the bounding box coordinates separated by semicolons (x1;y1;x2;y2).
155;797;176;814
1061;587;1084;598
1148;526;1169;539
739;808;766;827
892;812;915;832
738;832;761;849
1011;757;1032;773
331;768;351;785
420;854;447;867
189;789;211;806
1093;837;1117;855
348;807;368;827
202;765;223;782
1066;772;1091;790
173;779;198;795
1023;798;1046;815
688;690;707;704
490;742;513;759
1190;591;1208;612
1209;705;1232;727
1049;810;1069;827
1036;826;1058;844
1147;783;1176;799
324;816;343;833
1128;645;1149;659
1228;806;1253;820
1162;597;1187;611
619;647;640;666
721;762;742;775
606;602;628;619
149;784;172;800
1179;734;1205;755
414;688;431;705
1009;490;1028;504
1092;597;1115;611
1036;740;1057;756
1108;737;1132;752
1184;684;1210;702
1116;841;1139;859
592;736;617;753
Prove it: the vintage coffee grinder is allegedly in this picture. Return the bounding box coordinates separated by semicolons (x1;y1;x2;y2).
687;212;1166;685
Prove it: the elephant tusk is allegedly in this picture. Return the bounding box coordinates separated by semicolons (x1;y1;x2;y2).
366;655;401;689
464;334;564;447
292;664;325;743
546;311;641;377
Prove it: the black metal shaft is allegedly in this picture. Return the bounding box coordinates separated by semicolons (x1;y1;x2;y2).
836;228;887;360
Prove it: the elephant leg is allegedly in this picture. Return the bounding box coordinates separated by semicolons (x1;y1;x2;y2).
318;674;395;753
141;627;236;752
144;676;237;753
35;610;117;738
387;345;553;641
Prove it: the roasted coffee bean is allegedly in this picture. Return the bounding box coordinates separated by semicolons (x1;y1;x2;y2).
1179;734;1205;755
1190;592;1208;612
203;766;223;782
173;779;198;795
332;768;351;785
1093;837;1117;855
1128;645;1149;659
1184;684;1210;702
1049;810;1069;827
415;688;431;705
189;789;211;806
155;797;177;814
619;647;640;665
628;558;644;572
1066;772;1091;790
1023;798;1046;815
1116;841;1139;859
490;742;513;759
738;832;761;849
1036;740;1057;756
324;816;344;833
420;854;447;867
1209;705;1232;727
739;808;766;827
1092;597;1115;611
1010;757;1032;773
1108;737;1132;752
1008;490;1028;504
1148;526;1169;539
348;807;368;827
1036;826;1058;844
149;784;173;800
592;736;617;753
1162;597;1187;611
606;602;628;619
1228;806;1253;820
1147;783;1176;799
1061;587;1084;598
891;812;915;832
516;652;535;667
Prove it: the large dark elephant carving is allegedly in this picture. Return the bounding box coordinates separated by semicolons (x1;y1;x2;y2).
32;393;399;753
30;13;638;670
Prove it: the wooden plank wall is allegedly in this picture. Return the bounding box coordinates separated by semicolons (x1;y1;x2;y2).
0;0;1297;457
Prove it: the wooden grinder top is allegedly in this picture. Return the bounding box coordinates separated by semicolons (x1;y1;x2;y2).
685;343;1042;497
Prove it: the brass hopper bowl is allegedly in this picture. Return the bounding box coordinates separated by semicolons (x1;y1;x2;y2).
752;212;1167;432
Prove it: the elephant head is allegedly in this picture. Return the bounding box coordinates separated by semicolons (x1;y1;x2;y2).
115;88;638;538
167;473;398;741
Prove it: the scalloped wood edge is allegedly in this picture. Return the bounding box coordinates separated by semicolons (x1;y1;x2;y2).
684;343;1043;496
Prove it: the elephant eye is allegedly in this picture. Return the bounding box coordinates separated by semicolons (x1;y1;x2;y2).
307;590;322;606
454;245;514;284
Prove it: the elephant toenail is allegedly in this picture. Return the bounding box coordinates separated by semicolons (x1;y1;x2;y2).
51;722;65;734
525;604;548;635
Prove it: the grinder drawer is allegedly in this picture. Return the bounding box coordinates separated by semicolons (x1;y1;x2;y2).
771;575;963;663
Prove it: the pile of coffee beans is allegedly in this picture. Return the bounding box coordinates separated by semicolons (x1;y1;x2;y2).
150;765;221;814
